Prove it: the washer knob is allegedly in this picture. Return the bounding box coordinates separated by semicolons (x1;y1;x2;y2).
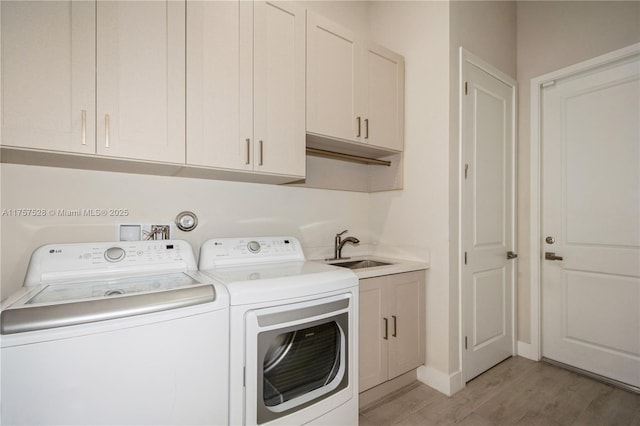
105;247;126;262
247;241;261;253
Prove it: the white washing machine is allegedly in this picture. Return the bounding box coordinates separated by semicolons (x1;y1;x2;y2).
0;240;229;426
199;236;359;426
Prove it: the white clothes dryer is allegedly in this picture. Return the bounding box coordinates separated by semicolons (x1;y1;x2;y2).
199;236;359;426
1;240;229;426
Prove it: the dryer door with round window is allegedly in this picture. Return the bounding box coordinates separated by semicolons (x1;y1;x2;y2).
245;294;353;424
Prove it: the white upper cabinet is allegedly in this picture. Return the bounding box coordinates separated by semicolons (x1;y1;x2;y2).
186;0;250;170
361;43;405;152
253;1;305;177
187;0;305;178
2;1;185;164
306;11;405;153
97;1;185;163
1;1;95;154
306;12;359;144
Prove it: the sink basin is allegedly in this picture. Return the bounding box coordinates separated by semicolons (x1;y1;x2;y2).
331;260;392;269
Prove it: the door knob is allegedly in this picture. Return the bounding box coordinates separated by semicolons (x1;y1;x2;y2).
545;236;555;244
507;251;518;259
545;252;563;261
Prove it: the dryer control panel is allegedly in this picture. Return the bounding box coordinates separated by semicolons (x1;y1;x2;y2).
24;240;196;286
199;237;305;268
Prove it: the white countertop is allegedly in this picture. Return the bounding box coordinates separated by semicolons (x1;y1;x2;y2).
313;255;429;279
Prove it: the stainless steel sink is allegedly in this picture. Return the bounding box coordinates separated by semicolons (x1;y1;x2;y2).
331;260;392;269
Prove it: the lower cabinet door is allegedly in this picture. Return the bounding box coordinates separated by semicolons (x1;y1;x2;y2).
388;271;425;378
359;271;425;393
359;276;388;392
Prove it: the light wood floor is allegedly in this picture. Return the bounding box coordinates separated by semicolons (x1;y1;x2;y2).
359;356;640;426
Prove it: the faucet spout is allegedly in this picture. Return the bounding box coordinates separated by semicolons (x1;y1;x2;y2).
337;236;360;259
326;230;360;261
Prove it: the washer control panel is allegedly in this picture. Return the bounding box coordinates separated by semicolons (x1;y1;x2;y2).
199;237;305;269
25;240;197;286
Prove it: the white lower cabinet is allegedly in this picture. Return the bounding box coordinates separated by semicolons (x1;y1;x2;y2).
359;271;425;393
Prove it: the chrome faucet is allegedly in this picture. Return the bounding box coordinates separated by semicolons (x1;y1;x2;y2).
327;230;360;261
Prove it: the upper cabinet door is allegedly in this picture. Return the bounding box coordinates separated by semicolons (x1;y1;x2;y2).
96;1;185;163
253;1;305;177
306;12;359;143
186;0;253;171
1;1;95;154
362;42;405;152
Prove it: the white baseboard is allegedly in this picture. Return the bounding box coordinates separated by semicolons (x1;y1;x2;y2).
417;365;464;396
517;340;539;361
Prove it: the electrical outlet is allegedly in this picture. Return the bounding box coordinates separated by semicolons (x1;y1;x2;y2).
117;223;173;241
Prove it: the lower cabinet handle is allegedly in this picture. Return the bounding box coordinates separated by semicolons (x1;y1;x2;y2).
245;138;251;165
392;315;397;337
364;118;369;139
105;114;110;148
383;317;388;340
356;116;361;137
259;140;264;166
81;110;87;145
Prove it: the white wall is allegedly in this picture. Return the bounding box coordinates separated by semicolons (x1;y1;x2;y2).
0;163;372;298
368;0;451;376
516;0;640;343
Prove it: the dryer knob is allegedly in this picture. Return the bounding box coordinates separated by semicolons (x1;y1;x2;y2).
247;241;261;253
105;247;126;262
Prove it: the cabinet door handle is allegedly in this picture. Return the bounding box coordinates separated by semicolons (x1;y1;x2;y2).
383;317;388;340
81;110;87;145
356;116;361;137
364;118;369;139
259;140;264;166
245;138;251;165
392;315;397;337
105;114;110;148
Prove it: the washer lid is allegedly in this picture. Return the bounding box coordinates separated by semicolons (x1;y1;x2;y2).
1;272;217;335
26;273;199;304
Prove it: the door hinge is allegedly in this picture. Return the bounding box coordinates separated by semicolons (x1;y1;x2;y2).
465;336;468;350
464;252;467;265
464;163;469;179
464;81;468;95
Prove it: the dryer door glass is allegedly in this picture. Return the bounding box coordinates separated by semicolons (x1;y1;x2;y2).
263;321;340;406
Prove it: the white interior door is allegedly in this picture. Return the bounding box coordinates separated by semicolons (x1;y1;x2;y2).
462;54;516;382
541;53;640;388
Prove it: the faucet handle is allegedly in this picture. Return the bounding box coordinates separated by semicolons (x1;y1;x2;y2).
337;229;348;237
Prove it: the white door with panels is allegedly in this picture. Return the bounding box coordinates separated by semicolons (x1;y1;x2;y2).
462;51;516;382
541;52;640;388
